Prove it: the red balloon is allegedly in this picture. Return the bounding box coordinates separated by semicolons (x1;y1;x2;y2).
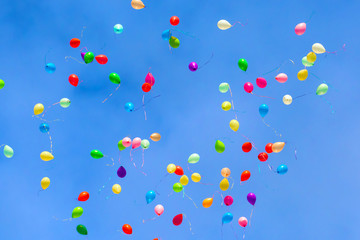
70;38;80;48
122;224;132;235
265;143;273;153
78;191;89;201
242;142;252;152
95;55;108;65
241;170;251;181
173;214;183;226
142;83;152;92
258;152;268;162
174;166;184;176
170;16;180;26
69;74;79;87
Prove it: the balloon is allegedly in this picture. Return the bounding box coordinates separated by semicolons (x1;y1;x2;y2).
224;196;233;206
41;177;50;190
162;29;172;41
78;192;89;201
283;94;292;105
0;79;4;89
272;142;285;153
70;38;80;48
84;52;94;64
247;192;256;205
95;55;108;65
265;143;273;153
60;98;71;108
169;36;180;48
81;52;85;61
295;22;306;35
238;217;248;227
131;0;145;9
155;204;164;216
109;73;120;84
68;74;79;87
180;175;189;186
297;69;308;81
142;83;152;92
244;82;253;93
150;133;161;142
175;166;184;176
188;153;200;164
40;151;54;161
222;212;233;224
220;178;229;191
125;102;134;112
167;164;176;173
217;20;232;30
117;166;127;178
219;82;229;93
302;56;314;67
242;142;252;152
72;207;83;218
76;225;88;235
132;137;141;149
39;123;50;133
112;184;121;194
146;190;156;204
118;140;126;151
202;198;213;208
3;145;14;158
238;58;248;71
34;103;44;115
114;24;123;34
141;139;150;149
277;164;288;174
259;104;269;118
275;73;288;83
45;63;56;73
189;62;198;72
258;152;268;162
90;150;103;159
256;77;267;88
170;16;180;26
173;183;183;192
221;101;231;111
215;140;225;153
307;52;317;63
241;170;251;182
229;119;239;132
316;83;328;95
191;173;201;182
122;224;132;235
122;137;132;147
221;167;231;178
173;214;183;226
312;43;326;54
145;72;155;86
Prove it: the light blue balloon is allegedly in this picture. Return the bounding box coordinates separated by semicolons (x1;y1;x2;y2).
259;104;269;118
39;123;50;133
45;63;56;73
114;24;123;34
161;30;172;41
124;102;134;112
222;212;233;224
145;190;156;204
277;164;288;175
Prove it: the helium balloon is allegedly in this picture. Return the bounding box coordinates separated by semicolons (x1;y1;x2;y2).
220;178;229;191
142;83;152;92
173;214;183;226
241;170;251;182
222;212;233;224
302;56;314;67
219;82;229;93
188;153;200;164
242;142;252;152
41;177;50;190
215;140;225;153
3;145;14;158
0;79;4;89
283;94;292;105
188;62;198;72
295;22;306;35
145;72;155;86
258;152;268;162
84;52;94;64
70;38;80;48
150;133;161;142
72;207;83;218
217;19;232;30
170;16;180;26
277;164;288;174
238;217;248;227
244;82;253;93
221;101;231;111
146;190;156;204
265;143;273;153
167;164;176;173
173;183;183;192
81;52;85;61
141;139;150;149
221;167;231;178
162;29;172;41
202;198;213;208
39;123;50;133
175;166;184;176
34;103;44;115
316;83;328;95
76;225;88;235
132;137;141;149
155;204;164;216
275;73;288;83
307;52;317;63
256;77;267;88
131;0;145;9
95;55;108;65
238;58;248;71
122;224;132;234
112;184;121;194
109;73;120;84
45;63;56;73
272;142;285;153
180;175;189;186
114;24;123;34
117;166;127;178
259;104;269;118
125;102;134;112
90;150;103;159
169;36;180;48
312;43;326;54
68;74;79;87
247;192;256;205
122;137;132;147
60;98;71;108
224;196;233;206
297;69;308;81
40;151;54;161
118;140;126;151
229;119;239;132
191;173;201;182
78;191;90;201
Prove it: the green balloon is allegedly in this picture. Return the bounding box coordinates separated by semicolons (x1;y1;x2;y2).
169;36;180;48
215;140;225;153
188;153;200;164
219;83;229;93
60;98;71;108
173;183;183;193
141;139;150;149
109;73;121;84
3;145;13;158
76;224;88;235
302;56;314;67
84;52;94;64
316;83;328;95
0;79;5;89
72;207;83;218
238;58;248;71
90;150;103;159
118;140;126;151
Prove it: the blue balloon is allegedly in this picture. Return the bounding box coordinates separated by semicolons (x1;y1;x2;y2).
222;212;233;224
161;30;172;41
39;123;50;133
125;102;134;112
277;164;288;175
45;63;56;73
145;190;156;204
259;104;269;118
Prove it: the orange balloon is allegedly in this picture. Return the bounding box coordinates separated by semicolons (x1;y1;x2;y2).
122;224;132;235
202;198;213;208
241;170;251;182
150;133;161;142
221;167;231;178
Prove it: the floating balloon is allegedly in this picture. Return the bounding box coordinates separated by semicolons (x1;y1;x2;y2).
259;104;269;118
117;166;127;178
0;79;4;89
307;52;317;63
142;83;152;92
84;52;94;64
70;38;80;48
167;164;176;173
222;212;233;224
191;173;201;182
154;204;164;216
34;103;44;115
170;16;180;26
188;62;198;72
173;214;183;226
220;178;229;191
275;73;288;83
39;123;50;133
122;224;132;235
112;184;121;194
238;217;248;227
283;94;292;105
238;58;248;71
265;143;273;153
150;133;161;142
295;22;306;35
229;119;239;132
95;55;108;65
217;20;232;30
297;69;308;81
244;82;253;93
41;177;50;190
114;24;123;34
242;142;252;152
45;63;56;73
215;140;225;153
81;52;85;61
202;198;213;208
312;43;326;54
277;164;288;174
125;102;134;112
221;167;231;178
60;98;71;108
131;0;145;9
188;153;200;164
68;74;79;87
302;56;314;67
247;192;256;205
145;72;155;86
118;140;126;151
90;150;103;159
141;139;150;149
219;82;229;93
175;166;184;176
132;137;141;149
180;175;189;186
122;137;132;147
173;183;183;193
241;170;251;182
256;77;267;88
169;36;180;48
258;152;268;162
78;191;90;201
3;145;14;158
316;83;328;95
40;151;54;161
162;29;172;41
221;101;231;111
76;225;88;235
109;73;120;84
272;142;285;153
224;196;233;206
72;207;83;218
146;190;156;204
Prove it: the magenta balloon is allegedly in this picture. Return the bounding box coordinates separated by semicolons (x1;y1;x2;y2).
145;72;155;86
244;82;253;93
295;22;306;35
188;62;198;72
247;192;256;205
81;52;86;61
224;195;233;206
256;77;267;88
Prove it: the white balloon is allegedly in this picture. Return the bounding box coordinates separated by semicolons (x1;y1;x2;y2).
312;43;326;54
283;95;292;105
217;20;232;30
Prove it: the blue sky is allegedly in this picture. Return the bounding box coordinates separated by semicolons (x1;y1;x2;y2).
0;0;359;239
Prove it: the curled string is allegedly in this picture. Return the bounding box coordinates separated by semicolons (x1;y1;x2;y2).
133;94;161;112
187;163;194;173
142;95;147;120
154;173;169;195
199;181;214;186
261;118;282;137
249;206;255;227
228;85;237;120
241;134;259;152
183;189;198;208
231;21;247;27
42;102;59;118
80;47;88;53
98;176;112;193
103;155;114;167
171;28;198;40
142;216;158;223
65;56;85;64
251;92;276;99
198;53;214;70
228;176;235;190
262;59;295;76
325;43;346;55
47;132;53;154
130;149;147;176
267;164;277;173
183;214;195;234
102;84;120;103
32;115;63;123
310;73;339;93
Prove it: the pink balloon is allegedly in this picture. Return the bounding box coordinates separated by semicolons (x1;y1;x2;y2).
145;72;155;86
244;82;253;93
122;137;132;147
132;137;141;149
224;196;233;206
238;217;248;227
154;204;164;216
256;77;267;88
295;22;306;35
275;73;288;83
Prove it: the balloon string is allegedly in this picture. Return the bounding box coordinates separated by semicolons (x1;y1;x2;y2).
228;85;237;120
80;26;86;38
98;176;112;193
80;47;88;53
267;164;277;173
229;176;235;189
305;11;316;23
133;94;161;112
102;84;120;103
142;216;157;223
129;150;147;176
249;207;255;227
262;118;282;137
142;94;147;120
52;216;73;222
44;48;52;64
171;28;198;40
199;182;214;186
320;96;335;114
141;149;145;168
47;132;53;154
230;222;239;240
184;191;198;208
104;156;114;167
198;52;214;69
118;151;121;164
187;163;194;173
42;102;60;118
183;214;194;234
243;229;246;239
292;92;312;100
231;21;247;27
251;92;276;99
65;56;85;64
154;173;169;195
241;134;259;152
262;59;294;76
32;115;63;123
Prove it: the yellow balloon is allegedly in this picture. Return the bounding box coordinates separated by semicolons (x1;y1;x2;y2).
34;103;44;115
191;173;201;182
312;43;326;54
131;0;145;9
150;133;161;142
112;184;121;194
40;151;54;161
41;177;50;190
202;198;213;208
272;142;285;153
180;175;189;186
167;164;176;174
219;178;229;191
306;52;317;63
283;94;292;105
297;69;308;81
221;167;231;178
221;101;231;111
229;119;239;132
217;20;232;30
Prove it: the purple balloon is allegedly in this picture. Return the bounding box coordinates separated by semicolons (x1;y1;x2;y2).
117;166;126;178
188;62;198;72
247;193;256;206
81;52;86;61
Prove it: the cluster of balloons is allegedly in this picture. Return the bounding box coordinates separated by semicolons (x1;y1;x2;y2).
73;191;90;235
161;16;181;48
142;71;155;92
